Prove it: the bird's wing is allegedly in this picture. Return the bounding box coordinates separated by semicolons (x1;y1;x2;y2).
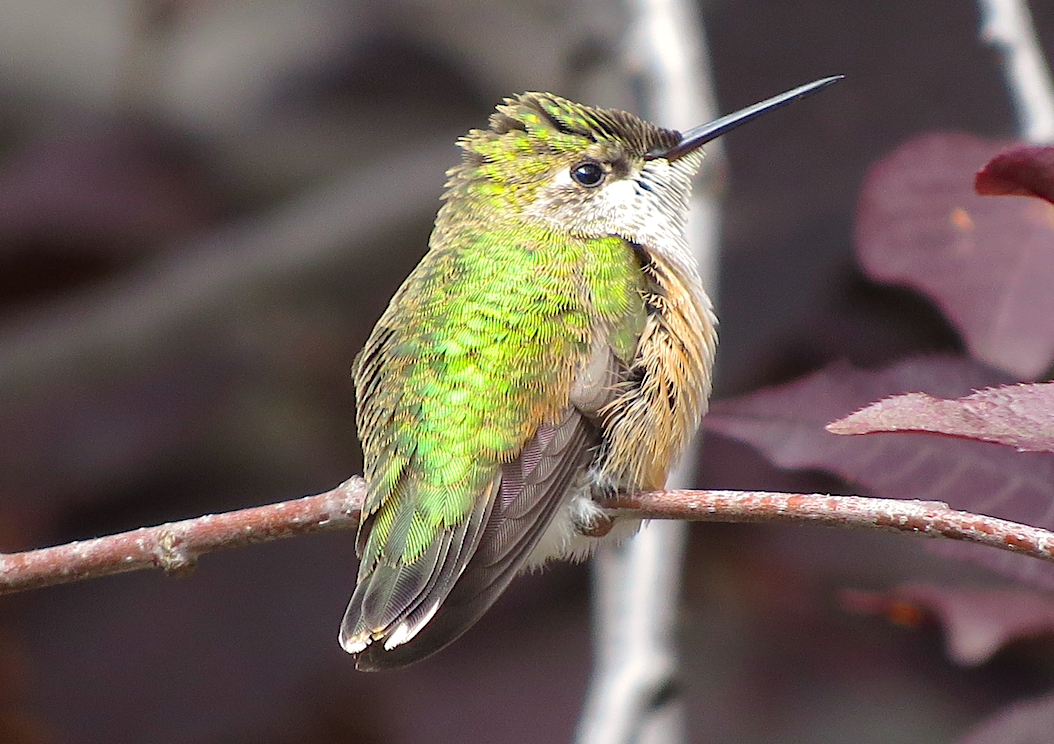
342;226;644;669
350;405;597;670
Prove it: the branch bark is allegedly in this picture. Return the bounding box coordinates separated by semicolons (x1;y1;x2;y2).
978;0;1054;143
2;480;1053;597
0;478;365;594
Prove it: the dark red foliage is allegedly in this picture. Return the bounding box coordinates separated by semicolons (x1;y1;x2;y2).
842;583;1054;666
855;133;1054;379
975;145;1054;203
955;692;1054;744
702;357;1054;588
753;130;1054;744
827;383;1054;453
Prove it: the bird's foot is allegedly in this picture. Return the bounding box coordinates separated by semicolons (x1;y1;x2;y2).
571;484;618;537
576;510;615;537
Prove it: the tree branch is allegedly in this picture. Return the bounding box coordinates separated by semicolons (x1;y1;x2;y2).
602;490;1054;558
2;480;1052;597
0;477;365;594
978;0;1054;143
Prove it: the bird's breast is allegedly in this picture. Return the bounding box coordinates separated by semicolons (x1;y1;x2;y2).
592;249;717;493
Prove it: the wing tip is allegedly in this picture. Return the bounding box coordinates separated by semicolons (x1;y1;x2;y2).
339;630;370;655
339;599;444;670
383;600;442;650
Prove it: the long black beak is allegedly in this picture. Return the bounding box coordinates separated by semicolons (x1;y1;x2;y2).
645;75;843;161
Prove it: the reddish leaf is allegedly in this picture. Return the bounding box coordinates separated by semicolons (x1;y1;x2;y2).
827;383;1054;453
841;583;1054;666
702;356;1009;471
975;145;1054;203
701;357;1054;588
855;132;1054;379
954;691;1054;744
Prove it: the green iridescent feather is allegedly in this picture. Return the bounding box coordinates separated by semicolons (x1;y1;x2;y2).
355;218;645;569
343;91;691;667
342;78;836;669
349;92;681;572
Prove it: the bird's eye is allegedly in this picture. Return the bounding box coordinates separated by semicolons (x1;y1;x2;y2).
570;161;605;187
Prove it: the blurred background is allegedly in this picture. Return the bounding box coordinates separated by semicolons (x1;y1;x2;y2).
0;0;1049;742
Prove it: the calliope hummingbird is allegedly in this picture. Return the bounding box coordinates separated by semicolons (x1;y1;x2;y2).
341;76;841;670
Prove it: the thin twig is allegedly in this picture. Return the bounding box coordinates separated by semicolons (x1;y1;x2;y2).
604;490;1054;560
3;482;1053;603
978;0;1054;142
0;478;364;594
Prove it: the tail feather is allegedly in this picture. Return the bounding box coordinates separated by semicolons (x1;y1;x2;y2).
349;408;597;670
339;486;492;655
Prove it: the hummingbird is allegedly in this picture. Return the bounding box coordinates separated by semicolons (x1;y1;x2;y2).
341;76;841;670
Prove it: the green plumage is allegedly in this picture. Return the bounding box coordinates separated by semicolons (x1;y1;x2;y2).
342;77;837;670
350;92;674;580
342;89;707;670
355;218;645;569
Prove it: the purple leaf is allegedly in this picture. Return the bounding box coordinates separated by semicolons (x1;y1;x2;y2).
841;583;1054;666
954;691;1054;744
975;145;1054;204
702;356;1009;471
827;383;1054;453
855;132;1054;379
702;357;1054;588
